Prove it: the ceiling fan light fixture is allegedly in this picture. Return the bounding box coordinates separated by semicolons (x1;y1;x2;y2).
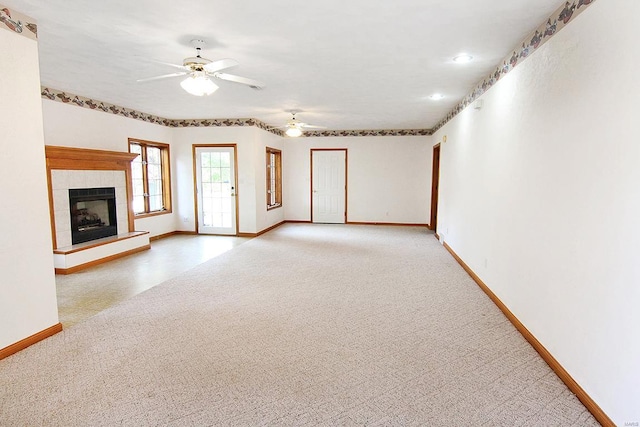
180;73;218;96
285;127;303;137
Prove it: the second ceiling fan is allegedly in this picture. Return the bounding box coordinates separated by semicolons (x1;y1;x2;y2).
278;112;325;137
138;39;265;96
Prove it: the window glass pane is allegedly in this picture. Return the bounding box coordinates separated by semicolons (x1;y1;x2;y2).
130;143;142;156
133;195;145;214
148;164;161;180
149;179;163;198
220;197;232;213
147;146;161;164
132;162;143;180
211;152;221;167
220;152;230;167
201;152;211;168
211;168;221;183
212;183;222;197
149;195;162;211
202;183;212;196
221;168;230;183
202;167;211;183
133;179;144;197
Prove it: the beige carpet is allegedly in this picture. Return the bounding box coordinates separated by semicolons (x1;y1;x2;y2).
0;224;597;426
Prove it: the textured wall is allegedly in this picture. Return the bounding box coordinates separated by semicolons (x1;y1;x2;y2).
283;136;432;223
433;0;640;423
41;100;176;237
0;23;59;349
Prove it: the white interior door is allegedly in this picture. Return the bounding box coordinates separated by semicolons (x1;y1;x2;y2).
195;146;237;235
312;150;346;223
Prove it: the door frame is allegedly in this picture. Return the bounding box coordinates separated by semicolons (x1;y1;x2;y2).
430;143;441;231
310;148;348;223
192;143;240;235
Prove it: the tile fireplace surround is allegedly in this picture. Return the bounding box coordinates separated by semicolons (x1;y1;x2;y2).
51;170;128;248
45;146;149;273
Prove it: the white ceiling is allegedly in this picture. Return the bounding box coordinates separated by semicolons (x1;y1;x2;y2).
5;0;564;130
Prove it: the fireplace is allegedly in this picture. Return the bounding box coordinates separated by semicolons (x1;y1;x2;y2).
69;187;117;244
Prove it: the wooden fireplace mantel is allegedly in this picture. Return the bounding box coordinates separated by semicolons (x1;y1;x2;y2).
45;145;139;249
45;145;138;170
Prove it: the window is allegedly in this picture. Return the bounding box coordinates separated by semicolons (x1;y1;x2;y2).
129;139;171;216
266;147;282;210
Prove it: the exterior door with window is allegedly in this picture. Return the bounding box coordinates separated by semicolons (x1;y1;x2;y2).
194;146;237;235
311;149;346;223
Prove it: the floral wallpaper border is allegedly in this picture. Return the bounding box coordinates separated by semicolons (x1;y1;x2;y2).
41;87;286;136
41;87;433;137
303;129;433;137
432;0;596;132
0;4;37;41
39;0;596;139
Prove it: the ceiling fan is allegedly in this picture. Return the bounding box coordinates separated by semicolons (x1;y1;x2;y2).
278;112;326;137
137;39;265;96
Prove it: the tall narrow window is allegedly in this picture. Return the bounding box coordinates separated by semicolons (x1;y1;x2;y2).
266;147;282;210
129;139;172;216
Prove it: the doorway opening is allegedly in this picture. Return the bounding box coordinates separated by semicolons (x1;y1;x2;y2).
430;144;440;232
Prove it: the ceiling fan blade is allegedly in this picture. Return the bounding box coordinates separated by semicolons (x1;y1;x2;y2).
137;72;188;83
152;61;189;71
213;72;265;89
204;58;239;73
300;124;326;129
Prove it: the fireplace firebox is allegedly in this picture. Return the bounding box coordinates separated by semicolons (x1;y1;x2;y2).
69;187;117;245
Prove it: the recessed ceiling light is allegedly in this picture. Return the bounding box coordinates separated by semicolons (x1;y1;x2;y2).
453;54;473;64
430;94;444;100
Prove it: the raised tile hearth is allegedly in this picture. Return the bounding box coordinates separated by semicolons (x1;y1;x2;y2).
45;146;147;273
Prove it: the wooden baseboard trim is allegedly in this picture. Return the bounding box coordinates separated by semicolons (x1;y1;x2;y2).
150;231;176;241
346;221;429;227
257;221;286;236
55;244;151;275
237;232;257;238
149;230;197;241
0;323;63;360
238;221;287;238
284;220;312;224
442;242;614;427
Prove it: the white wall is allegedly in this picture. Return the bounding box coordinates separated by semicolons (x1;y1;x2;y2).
41;101;430;232
41;100;176;237
433;0;639;423
172;126;284;234
0;27;59;349
41;101;287;236
284;136;432;223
